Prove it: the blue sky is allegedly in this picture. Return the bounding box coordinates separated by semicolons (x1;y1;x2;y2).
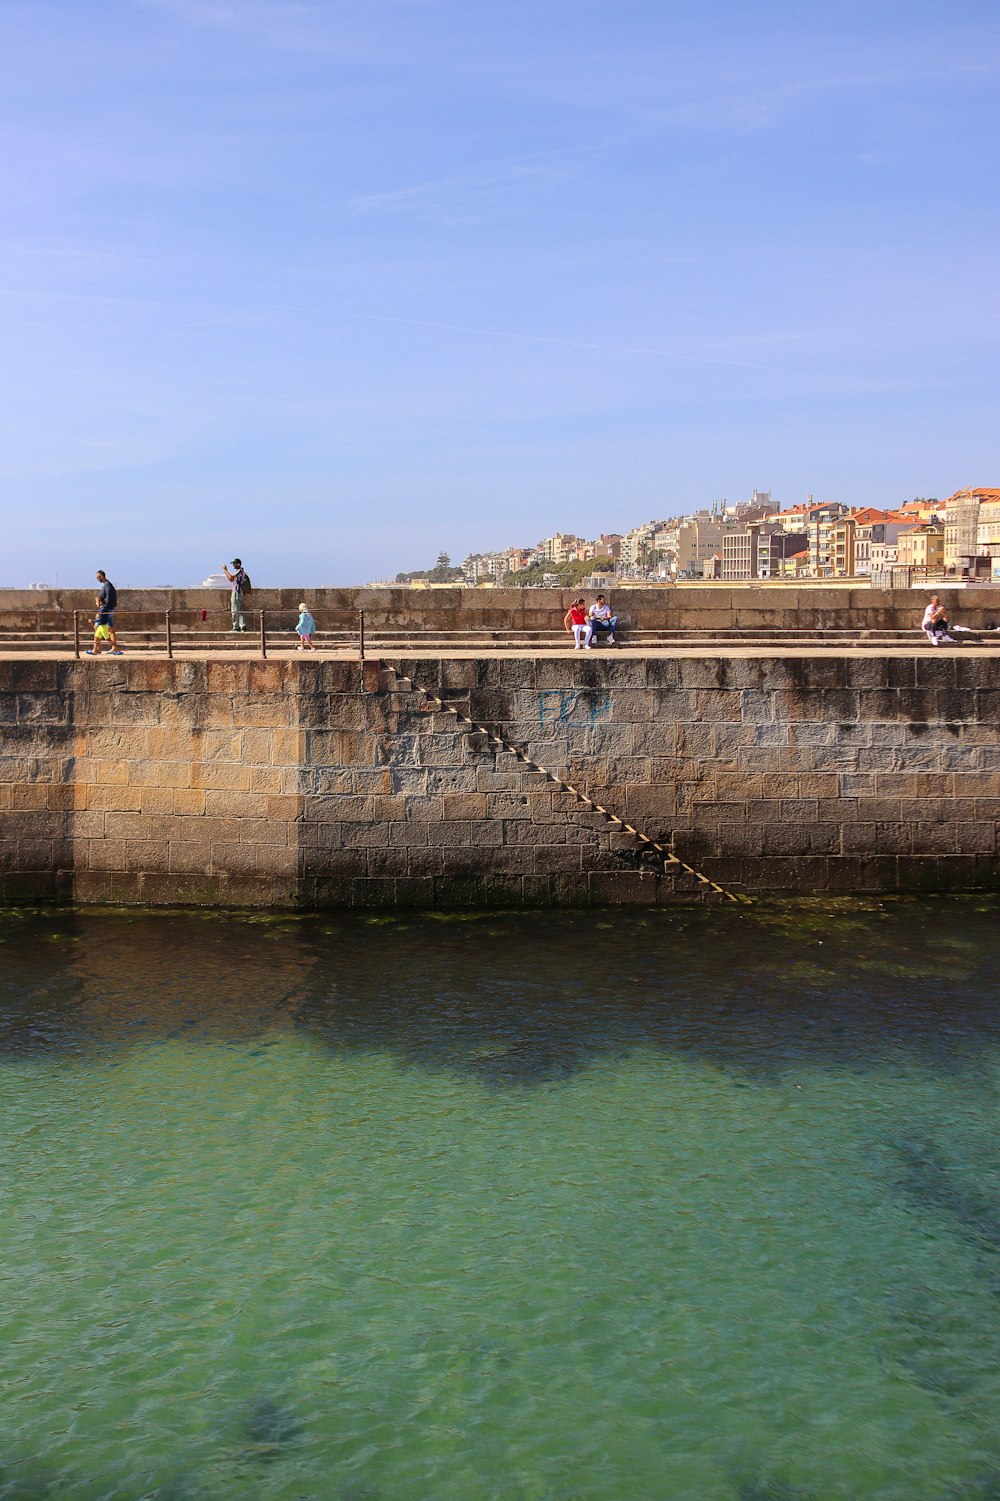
2;0;998;585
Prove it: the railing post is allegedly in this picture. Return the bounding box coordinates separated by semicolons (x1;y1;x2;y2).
73;610;80;660
165;609;173;660
260;608;267;660
358;609;365;663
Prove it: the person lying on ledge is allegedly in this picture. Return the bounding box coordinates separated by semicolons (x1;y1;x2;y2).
588;594;618;645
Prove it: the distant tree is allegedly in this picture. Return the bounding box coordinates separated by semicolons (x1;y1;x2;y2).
428;551;462;583
395;552;464;585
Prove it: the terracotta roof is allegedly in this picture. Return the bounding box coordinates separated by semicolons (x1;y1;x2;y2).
850;508;887;523
945;488;1000;504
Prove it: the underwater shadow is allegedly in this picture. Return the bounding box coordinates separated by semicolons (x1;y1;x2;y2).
1;901;1000;1088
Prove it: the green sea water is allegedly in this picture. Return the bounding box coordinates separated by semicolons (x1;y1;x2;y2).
1;899;1000;1500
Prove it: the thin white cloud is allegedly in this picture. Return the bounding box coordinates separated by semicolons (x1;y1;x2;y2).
464;19;1000;136
329;309;785;374
647;41;1000;134
347;157;571;218
138;0;432;47
139;0;319;27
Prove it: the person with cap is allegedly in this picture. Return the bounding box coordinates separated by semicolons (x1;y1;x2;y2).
222;558;249;632
295;601;317;651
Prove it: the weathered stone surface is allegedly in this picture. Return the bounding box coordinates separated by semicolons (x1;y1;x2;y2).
2;655;1000;906
11;581;1000;649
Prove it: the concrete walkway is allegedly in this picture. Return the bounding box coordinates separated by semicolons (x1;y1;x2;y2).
3;643;1000;661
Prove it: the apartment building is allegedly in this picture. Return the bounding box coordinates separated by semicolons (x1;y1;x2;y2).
869;541;899;577
462;545;536;583
945;490;979;570
852;510;915;576
972;492;1000;563
502;547;533;575
830;516;856;577
897;523;945;570
619;521;665;572
722;522;809;580
805;502;850;577
675;512;745;576
778;548;811;578
539;533;586;565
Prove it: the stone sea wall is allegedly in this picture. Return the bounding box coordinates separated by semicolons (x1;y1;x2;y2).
1;654;998;906
2;584;1000;634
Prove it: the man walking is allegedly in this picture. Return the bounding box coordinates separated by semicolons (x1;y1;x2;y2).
223;558;249;632
93;570;122;654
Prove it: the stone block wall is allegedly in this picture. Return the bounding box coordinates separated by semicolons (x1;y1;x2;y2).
1;654;998;906
3;585;1000;635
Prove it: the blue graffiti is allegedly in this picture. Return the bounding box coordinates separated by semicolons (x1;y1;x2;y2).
538;690;612;728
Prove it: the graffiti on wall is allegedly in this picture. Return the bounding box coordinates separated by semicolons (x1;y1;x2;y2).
537;690;612;728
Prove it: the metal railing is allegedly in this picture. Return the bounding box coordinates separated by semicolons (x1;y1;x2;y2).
5;608;373;660
7;608;1000;659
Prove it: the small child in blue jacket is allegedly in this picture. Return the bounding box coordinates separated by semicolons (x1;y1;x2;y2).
295;602;317;651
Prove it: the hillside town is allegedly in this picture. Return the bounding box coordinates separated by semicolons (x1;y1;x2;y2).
393;487;1000;589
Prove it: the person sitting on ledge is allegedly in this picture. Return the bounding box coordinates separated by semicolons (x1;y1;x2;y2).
922;595;955;646
564;598;593;650
588;594;618;645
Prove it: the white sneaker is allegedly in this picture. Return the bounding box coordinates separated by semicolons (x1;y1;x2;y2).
585;642;593;649
941;635;956;643
607;635;615;644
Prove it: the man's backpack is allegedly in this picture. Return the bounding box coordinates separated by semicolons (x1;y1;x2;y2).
241;573;252;595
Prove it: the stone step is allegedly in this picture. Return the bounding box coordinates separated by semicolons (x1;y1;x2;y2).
4;624;996;642
3;628;1000;652
4;637;1000;656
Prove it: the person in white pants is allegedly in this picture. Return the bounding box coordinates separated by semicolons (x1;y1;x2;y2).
922;596;955;645
564;599;593;649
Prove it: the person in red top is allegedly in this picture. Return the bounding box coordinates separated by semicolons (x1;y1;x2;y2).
564;598;593;650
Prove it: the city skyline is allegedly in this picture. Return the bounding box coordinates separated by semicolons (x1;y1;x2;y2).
392;490;960;587
2;0;998;587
